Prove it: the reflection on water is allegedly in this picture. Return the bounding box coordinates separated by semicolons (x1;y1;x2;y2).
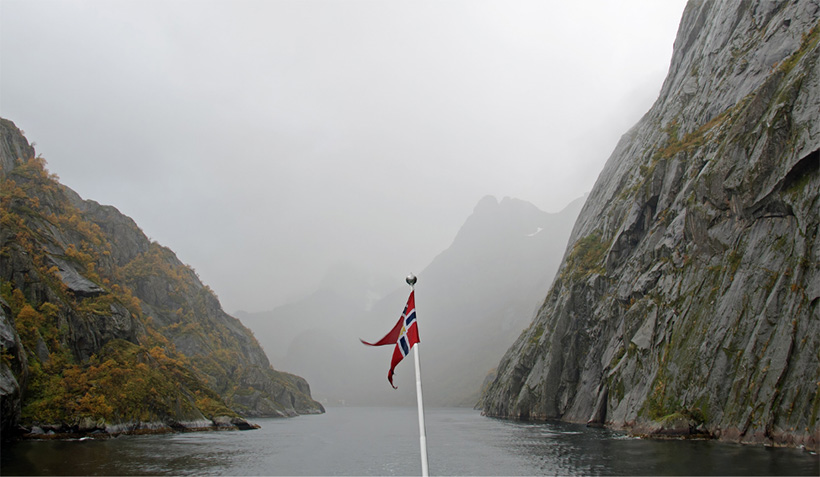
2;408;818;476
493;419;817;476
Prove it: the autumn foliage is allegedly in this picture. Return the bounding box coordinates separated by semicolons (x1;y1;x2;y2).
2;154;242;428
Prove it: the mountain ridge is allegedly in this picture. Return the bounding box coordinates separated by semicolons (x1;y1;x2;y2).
0;118;323;440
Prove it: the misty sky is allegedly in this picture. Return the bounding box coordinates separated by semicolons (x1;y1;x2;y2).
1;0;687;313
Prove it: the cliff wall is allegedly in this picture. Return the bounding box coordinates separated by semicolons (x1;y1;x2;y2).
480;0;819;449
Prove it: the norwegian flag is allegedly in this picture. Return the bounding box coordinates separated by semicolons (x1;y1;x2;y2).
361;290;420;389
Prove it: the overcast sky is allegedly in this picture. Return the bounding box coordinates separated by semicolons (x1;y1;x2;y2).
1;0;687;313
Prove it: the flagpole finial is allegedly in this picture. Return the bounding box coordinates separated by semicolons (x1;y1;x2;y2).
406;273;417;287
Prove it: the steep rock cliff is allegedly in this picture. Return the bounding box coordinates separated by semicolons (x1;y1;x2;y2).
480;0;819;450
0;118;323;439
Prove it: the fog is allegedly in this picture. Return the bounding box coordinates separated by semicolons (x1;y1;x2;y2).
0;0;687;313
237;195;588;406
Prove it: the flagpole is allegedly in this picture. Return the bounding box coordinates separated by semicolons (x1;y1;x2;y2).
407;274;429;477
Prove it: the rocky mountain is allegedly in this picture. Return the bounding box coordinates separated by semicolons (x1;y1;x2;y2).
480;0;819;450
0;118;323;440
406;195;584;406
240;195;583;407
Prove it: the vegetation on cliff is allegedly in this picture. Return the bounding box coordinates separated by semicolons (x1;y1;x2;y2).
0;123;323;439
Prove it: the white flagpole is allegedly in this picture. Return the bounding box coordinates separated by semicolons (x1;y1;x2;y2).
407;274;429;477
414;343;429;476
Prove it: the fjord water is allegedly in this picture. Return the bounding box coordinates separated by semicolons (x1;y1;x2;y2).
2;407;817;476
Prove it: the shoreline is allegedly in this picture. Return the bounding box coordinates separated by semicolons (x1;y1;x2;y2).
4;416;261;443
481;411;818;452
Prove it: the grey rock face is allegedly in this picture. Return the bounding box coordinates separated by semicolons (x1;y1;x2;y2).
0;118;34;180
0;298;28;440
481;0;819;450
50;256;105;297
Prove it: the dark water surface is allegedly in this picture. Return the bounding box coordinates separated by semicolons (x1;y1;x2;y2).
2;407;817;475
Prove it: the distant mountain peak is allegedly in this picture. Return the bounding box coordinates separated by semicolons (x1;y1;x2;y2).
240;192;584;406
473;194;499;212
